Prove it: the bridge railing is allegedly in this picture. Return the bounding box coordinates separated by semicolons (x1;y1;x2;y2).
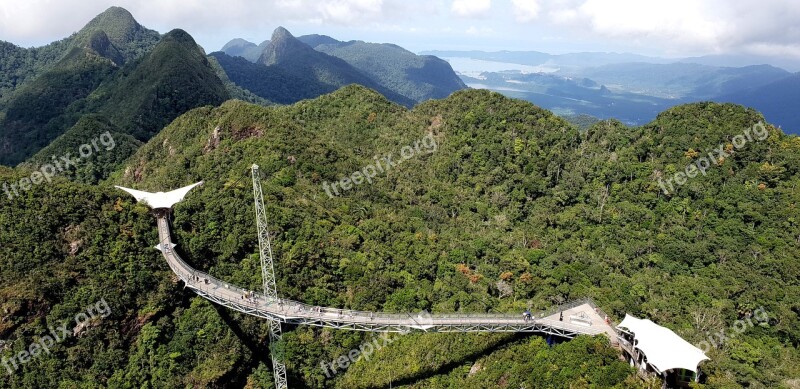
278;299;410;322
531;298;592;319
537;317;605;335
426;313;521;320
159;220;519;324
160;235;411;323
159;221;267;303
532;297;615;324
157;217;611;333
588;300;616;327
164;249;606;332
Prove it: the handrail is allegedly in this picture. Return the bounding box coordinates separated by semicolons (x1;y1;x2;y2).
156;216;609;334
533;298;591;319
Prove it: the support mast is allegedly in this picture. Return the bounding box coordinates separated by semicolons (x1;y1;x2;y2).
252;164;288;389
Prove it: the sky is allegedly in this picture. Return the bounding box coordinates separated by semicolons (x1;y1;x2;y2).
1;0;799;66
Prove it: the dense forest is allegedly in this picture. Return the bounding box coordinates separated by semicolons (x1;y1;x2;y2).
2;85;797;388
1;8;468;170
298;34;467;103
0;7;231;168
218;30;467;108
0;6;159;100
1;26;229;178
254;27;415;107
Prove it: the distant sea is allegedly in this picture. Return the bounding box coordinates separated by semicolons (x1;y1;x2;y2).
442;57;558;77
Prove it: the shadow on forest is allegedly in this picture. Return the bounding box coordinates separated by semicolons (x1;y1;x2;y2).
369;332;560;389
211;302;274;388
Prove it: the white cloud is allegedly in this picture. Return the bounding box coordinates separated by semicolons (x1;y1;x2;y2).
465;25;494;35
0;0;109;43
745;42;800;59
0;0;409;44
275;0;386;25
512;0;800;58
319;0;384;24
1;0;799;62
511;0;540;22
451;0;492;18
573;0;725;47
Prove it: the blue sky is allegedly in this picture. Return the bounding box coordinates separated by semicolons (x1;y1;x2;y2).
2;0;799;63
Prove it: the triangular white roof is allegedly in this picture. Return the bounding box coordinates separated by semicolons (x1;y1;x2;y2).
115;182;203;209
618;314;709;373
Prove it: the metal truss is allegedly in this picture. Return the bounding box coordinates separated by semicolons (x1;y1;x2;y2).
157;215;603;341
251;165;288;389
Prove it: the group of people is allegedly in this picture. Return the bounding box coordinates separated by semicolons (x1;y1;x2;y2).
240;290;257;304
188;275;210;286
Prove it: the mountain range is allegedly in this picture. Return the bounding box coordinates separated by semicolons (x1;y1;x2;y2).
427;50;800;133
0;8;466;172
719;72;800;134
215;29;466;107
219;27;416;106
422;49;800;72
0;7;228;172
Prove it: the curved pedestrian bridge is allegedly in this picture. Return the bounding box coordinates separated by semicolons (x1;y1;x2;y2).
154;213;616;338
116;182;616;339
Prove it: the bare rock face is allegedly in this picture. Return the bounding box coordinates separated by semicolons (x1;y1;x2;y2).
468;362;483;377
204;126;221;153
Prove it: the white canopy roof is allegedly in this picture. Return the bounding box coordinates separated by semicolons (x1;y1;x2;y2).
618;314;709;373
115;182;203;209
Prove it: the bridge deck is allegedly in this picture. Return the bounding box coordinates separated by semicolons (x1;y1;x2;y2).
155;215;616;338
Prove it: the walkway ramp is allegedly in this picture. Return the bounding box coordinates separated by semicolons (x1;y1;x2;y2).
154;214;615;338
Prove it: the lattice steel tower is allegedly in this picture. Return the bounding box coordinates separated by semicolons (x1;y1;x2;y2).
251;164;288;389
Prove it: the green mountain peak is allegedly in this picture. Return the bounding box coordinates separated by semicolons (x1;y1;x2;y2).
272;26;294;40
161;28;199;47
82;6;140;42
260;26;308;66
221;38;256;51
83;27;228;142
74;6;160;64
91;6;136;22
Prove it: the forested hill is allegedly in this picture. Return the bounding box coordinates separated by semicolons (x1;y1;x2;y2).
0;8;228;170
256;27;414;106
0;6;161;165
0;7;160;100
0;5;797;389
22;29;229;183
217;30;466;106
32;86;787;387
1;6;465;169
296;34;468;102
210;27;410;106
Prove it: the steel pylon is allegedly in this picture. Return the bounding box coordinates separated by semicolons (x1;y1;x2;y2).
252;164;288;389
